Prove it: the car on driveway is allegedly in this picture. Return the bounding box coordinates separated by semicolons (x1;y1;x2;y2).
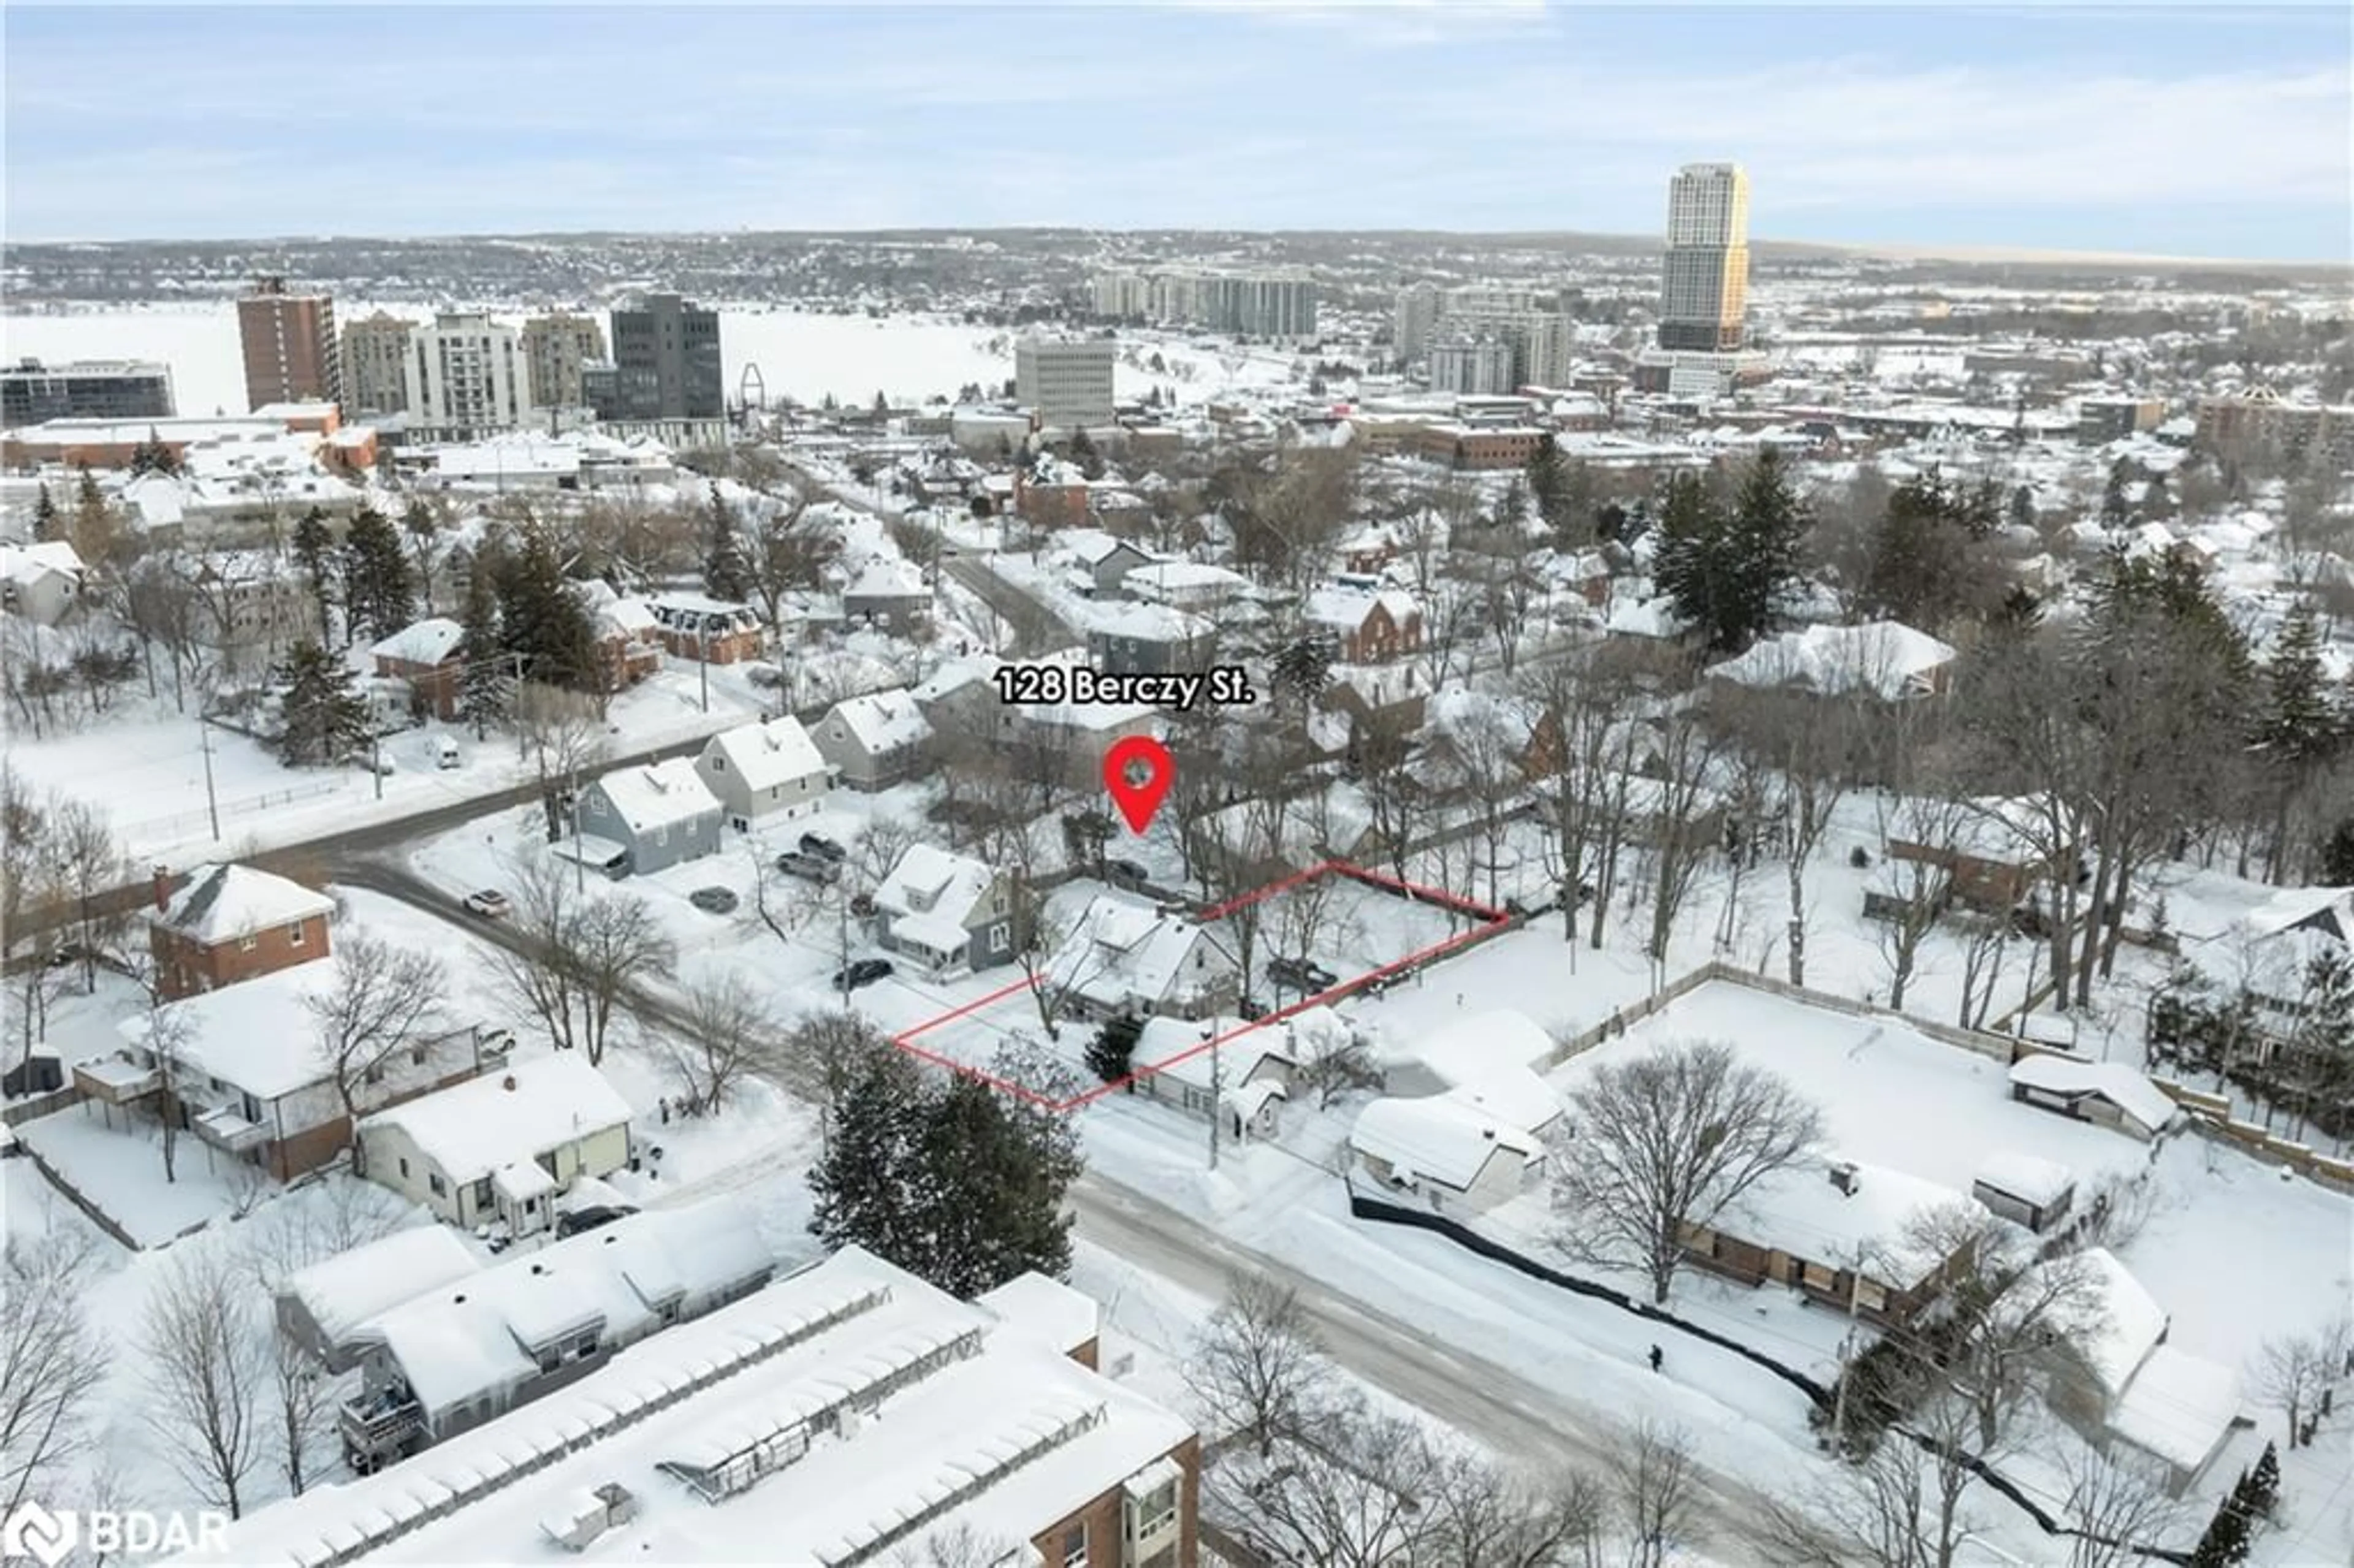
1105;858;1151;888
688;887;739;915
1267;955;1339;993
832;958;894;991
776;850;842;885
555;1204;637;1238
462;889;512;919
798;832;848;863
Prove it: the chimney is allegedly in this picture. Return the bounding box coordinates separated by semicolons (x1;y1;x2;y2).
502;1075;518;1092
1829;1161;1859;1197
151;865;172;913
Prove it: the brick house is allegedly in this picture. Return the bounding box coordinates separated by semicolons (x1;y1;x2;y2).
646;593;764;664
369;617;467;721
146;862;335;1001
1303;586;1424;664
572;580;665;690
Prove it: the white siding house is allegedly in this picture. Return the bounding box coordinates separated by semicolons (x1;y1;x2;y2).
695;716;829;830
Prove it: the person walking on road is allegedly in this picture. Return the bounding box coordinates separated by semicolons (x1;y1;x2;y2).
1648;1344;1664;1374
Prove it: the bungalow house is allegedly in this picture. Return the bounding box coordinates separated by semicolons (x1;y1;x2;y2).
1133;1014;1296;1138
1349;1093;1545;1215
647;593;764;664
872;844;1019;976
574;758;723;876
276;1224;486;1373
1971;1151;2078;1234
1046;897;1241;1022
1705;620;1957;703
145;861;335;1002
2062;1249;2245;1495
571;580;662;690
1303;585;1423;664
335;1195;773;1472
1086;602;1219;677
841;558;931;633
1887;796;2069;911
0;540;86;625
357;1053;633;1236
1335;524;1399;576
78;959;492;1180
1122;560;1249;612
1061;530;1160;598
2007;1053;2178;1141
1412;1010;1567;1137
812;687;933;791
369;617;467;721
695;716;829;831
1677;1157;1975;1327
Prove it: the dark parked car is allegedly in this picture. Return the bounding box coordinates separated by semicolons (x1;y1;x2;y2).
688;886;739;915
1267;956;1340;993
776;850;842;885
1105;858;1151;888
799;832;848;863
832;958;895;991
555;1205;638;1238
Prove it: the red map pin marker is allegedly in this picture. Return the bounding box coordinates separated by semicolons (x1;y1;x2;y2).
1103;735;1174;835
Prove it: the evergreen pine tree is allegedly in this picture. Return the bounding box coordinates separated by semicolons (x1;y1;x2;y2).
873;389;889;415
2008;484;2036;533
495;524;600;692
341;504;417;646
1524;433;1572;541
1272;633;1334;710
457;555;509;739
403;499;440;607
1651;470;1740;653
2190;1474;2252;1566
703;484;753;604
2258;603;2339;767
1086;1014;1145;1084
275;638;371;766
69;464;121;571
31;485;58;542
1068;427;1105;481
2243;1440;2282;1520
2103;459;2135;528
808;1045;924;1267
1495;476;1529;533
128;428;180;477
291;506;339;644
2325;818;2354;886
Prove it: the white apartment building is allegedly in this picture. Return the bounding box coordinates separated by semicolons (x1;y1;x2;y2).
1015;334;1118;430
1427;335;1516;397
1392;283;1441;362
402;313;532;435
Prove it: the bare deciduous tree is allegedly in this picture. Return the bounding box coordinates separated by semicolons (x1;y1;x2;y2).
0;1230;112;1522
669;970;788;1114
515;682;611;837
1420;1447;1604;1568
786;1010;893;1136
2057;1445;2186;1568
490;857;675;1065
1606;1418;1703;1568
1551;1038;1824;1304
2252;1317;2351;1449
140;1246;267;1518
303;929;446;1176
1219;1394;1437;1568
1186;1273;1331;1463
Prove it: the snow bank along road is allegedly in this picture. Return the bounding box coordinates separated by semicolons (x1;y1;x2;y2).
330;852;1780;1562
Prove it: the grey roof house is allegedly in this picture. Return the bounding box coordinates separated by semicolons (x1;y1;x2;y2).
575;758;723;875
694;716;828;830
1086;601;1219;677
841;559;931;633
872;845;1021;976
813;688;934;791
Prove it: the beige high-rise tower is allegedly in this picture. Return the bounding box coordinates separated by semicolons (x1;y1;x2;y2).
1658;163;1751;352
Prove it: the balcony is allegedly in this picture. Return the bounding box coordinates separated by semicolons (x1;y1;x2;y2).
191;1103;269;1154
72;1053;159;1106
340;1387;425;1469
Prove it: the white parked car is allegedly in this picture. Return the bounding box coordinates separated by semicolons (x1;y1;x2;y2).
462;889;512;919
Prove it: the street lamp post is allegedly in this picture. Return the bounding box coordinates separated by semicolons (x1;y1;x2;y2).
1204;1022;1221;1173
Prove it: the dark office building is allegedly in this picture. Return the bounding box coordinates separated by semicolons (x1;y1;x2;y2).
2;359;176;427
593;294;723;421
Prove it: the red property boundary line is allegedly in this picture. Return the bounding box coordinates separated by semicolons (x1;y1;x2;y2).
888;861;1510;1114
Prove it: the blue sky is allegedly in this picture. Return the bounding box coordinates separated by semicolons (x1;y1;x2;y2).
4;2;2347;259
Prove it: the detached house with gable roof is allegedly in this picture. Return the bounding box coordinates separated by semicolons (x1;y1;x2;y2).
575;758;723;876
694;716;828;831
358;1053;634;1235
145;861;335;1001
1046;896;1240;1022
813;688;932;790
873;845;1020;977
368;617;467;720
1304;585;1424;664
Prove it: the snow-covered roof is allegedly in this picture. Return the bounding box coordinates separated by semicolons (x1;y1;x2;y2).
1059;528;1153;569
360;1053;632;1187
2110;1345;2242;1473
2074;1246;2169;1396
2007;1054;2177;1135
1123;560;1247;595
1135;1015;1292;1092
281;1224;483;1349
1707;621;1957;700
1048;897;1231;1012
1304;585;1420;631
0;540;84;584
1606;595;1690;640
1730;1159;1965;1290
1414;1010;1557;1083
369;616;465;667
1085;600;1214;643
843;558;926;601
357;1196;769;1420
2240;884;2354;943
190;1246;1192;1568
1972;1151;2076;1209
1351;1094;1542;1193
116;955;355;1100
975;1272;1100;1358
149;861;334;945
705;716;826;792
592;757;721;832
821;688;931;754
875;844;997;932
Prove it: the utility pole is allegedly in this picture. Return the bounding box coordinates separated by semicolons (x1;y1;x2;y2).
698;622;710;714
199;713;221;842
371;723;384;802
571;765;585;895
1205;1023;1222;1172
838;883;853;1004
